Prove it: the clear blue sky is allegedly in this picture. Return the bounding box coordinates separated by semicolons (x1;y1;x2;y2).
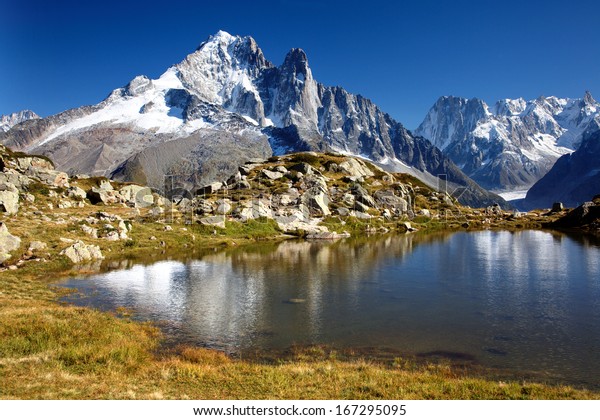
2;0;599;129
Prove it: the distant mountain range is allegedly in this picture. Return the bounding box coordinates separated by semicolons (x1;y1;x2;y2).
414;93;599;193
524;118;600;209
0;110;39;132
0;31;503;208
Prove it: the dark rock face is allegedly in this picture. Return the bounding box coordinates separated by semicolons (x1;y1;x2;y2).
524;122;600;209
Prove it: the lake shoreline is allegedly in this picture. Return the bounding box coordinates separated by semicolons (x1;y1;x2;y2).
3;225;599;399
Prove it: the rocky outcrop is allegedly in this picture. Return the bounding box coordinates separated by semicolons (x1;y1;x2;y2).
0;222;21;264
547;197;600;230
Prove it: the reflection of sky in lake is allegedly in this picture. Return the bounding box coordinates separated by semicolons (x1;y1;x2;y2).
60;231;600;387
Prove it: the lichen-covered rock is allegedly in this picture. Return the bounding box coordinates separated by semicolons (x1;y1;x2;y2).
60;241;104;264
338;158;374;178
0;183;19;215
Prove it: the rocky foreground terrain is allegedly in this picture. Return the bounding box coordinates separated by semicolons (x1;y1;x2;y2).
0;144;578;272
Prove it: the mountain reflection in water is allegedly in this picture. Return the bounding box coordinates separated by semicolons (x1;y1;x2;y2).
59;230;600;387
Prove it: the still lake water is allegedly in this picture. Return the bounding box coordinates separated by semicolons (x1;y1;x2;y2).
59;230;600;387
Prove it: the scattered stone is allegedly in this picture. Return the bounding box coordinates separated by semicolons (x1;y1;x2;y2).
81;225;99;239
163;225;173;231
418;209;431;218
28;241;47;252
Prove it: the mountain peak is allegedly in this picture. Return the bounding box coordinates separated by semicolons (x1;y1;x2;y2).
0;110;40;132
282;48;310;76
584;90;596;105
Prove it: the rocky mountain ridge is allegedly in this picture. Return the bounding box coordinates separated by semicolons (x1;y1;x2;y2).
414;92;600;192
2;143;546;270
0;31;504;208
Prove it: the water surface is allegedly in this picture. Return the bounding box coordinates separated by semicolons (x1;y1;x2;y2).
59;230;600;387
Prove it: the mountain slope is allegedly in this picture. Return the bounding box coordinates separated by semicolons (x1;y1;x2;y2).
0;31;504;207
523;117;600;209
414;93;599;192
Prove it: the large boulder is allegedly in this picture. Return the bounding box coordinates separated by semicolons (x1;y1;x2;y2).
301;187;331;217
0;172;32;191
0;222;21;264
199;215;226;229
87;181;122;205
352;184;376;208
60;240;104;264
0;183;19;215
338;158;374;178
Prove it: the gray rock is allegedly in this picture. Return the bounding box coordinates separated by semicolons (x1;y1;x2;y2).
176;197;194;213
352;184;376;208
196;182;222;196
551;202;564;213
351;211;371;220
200;215;226;229
215;199;232;215
302;187;330;217
119;185;154;208
337;206;350;217
60;240;104;263
87;184;122;205
193;198;214;215
81;225;98;239
66;186;87;200
28;241;47;252
0;172;32;191
0;184;19;214
0;222;21;264
338;158;374;178
261;168;284;180
418;209;431;218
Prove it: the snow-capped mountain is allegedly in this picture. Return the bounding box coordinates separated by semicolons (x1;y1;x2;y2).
414;93;600;193
523;116;600;209
0;110;39;132
0;31;503;207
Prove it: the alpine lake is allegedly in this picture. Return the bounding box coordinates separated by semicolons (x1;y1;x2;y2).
58;230;600;388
